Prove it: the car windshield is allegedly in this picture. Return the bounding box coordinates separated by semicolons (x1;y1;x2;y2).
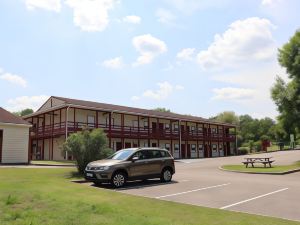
107;149;135;160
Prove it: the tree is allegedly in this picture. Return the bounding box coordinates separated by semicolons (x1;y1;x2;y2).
210;111;239;125
153;107;171;113
272;30;300;136
62;128;113;174
13;108;34;117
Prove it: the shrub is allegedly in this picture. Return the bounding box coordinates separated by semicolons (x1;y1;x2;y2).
237;147;249;155
63;128;113;174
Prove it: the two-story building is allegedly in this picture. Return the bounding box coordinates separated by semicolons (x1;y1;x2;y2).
24;96;237;160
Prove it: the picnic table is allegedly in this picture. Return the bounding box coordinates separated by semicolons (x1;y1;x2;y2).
242;157;274;168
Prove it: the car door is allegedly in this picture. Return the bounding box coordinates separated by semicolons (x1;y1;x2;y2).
127;151;150;178
147;150;164;175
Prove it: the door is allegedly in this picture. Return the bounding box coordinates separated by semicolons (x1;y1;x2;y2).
187;144;191;158
204;144;208;158
125;142;131;148
158;123;164;135
147;150;164;175
116;142;122;151
152;143;157;147
128;151;149;177
0;130;3;163
152;122;157;133
181;144;186;158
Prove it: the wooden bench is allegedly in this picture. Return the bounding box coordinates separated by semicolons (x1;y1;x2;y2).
242;157;275;168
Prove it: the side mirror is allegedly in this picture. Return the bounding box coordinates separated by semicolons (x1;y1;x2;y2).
132;156;139;162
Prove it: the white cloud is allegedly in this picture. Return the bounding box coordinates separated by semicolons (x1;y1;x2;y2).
6;95;49;112
0;71;27;88
132;34;167;66
122;15;141;24
65;0;117;32
261;0;281;6
102;57;125;69
176;48;195;61
155;8;176;25
131;82;184;101
212;87;255;101
164;0;230;14
197;17;276;70
25;0;61;12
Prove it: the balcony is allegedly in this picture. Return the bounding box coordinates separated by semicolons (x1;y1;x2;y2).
29;121;236;141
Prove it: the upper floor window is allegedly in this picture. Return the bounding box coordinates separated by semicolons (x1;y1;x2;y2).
105;117;114;127
87;116;95;128
132;120;138;128
173;124;179;131
144;121;148;128
211;128;217;133
191;126;195;131
198;127;203;132
165;123;170;130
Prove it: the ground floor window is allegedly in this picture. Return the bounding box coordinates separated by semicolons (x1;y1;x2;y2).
174;144;179;152
165;143;170;151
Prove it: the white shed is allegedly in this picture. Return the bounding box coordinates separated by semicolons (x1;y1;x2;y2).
0;107;31;164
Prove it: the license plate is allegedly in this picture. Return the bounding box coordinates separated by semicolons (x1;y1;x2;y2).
86;173;93;177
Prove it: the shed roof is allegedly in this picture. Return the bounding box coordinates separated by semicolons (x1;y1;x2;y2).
0;107;31;125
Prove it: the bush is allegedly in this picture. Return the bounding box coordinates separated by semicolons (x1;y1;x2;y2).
63;128;113;174
253;141;262;151
237;147;249;155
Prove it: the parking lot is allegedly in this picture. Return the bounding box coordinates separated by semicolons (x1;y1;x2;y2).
88;150;300;222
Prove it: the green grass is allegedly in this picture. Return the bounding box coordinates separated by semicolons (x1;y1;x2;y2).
222;161;300;173
30;160;75;165
0;168;299;225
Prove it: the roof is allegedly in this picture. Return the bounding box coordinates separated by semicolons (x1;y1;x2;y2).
0;107;31;126
25;96;236;127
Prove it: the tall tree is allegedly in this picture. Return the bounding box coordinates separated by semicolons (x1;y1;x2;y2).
271;30;300;136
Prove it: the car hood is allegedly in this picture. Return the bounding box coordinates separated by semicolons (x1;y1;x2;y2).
88;159;123;167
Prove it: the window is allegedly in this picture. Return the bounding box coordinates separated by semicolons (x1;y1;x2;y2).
165;143;170;151
191;144;196;152
191;126;195;131
212;144;217;150
219;144;223;150
144;142;148;147
87;115;95;128
132;120;138;128
149;150;162;158
105;117;114;126
174;124;179;131
212;128;217;133
198;144;203;150
131;151;148;160
165;123;170;130
174;144;179;152
160;150;168;157
144;121;148;128
198;127;203;132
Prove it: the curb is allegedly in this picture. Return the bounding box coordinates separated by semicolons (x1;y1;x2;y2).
219;166;300;175
30;163;75;167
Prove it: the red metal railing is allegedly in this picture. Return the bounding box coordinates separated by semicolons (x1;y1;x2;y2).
30;121;236;141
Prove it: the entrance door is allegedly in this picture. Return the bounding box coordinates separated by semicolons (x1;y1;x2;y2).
152;122;157;133
0;130;3;163
181;144;186;158
116;142;122;151
152;143;157;147
159;123;164;135
187;144;191;158
125;142;131;148
204;144;208;158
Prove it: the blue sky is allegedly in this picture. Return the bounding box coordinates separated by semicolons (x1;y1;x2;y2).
0;0;299;119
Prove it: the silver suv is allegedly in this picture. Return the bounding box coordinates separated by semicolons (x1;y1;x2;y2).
84;148;175;188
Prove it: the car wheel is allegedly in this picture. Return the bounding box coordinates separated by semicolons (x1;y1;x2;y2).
93;181;102;186
111;172;127;188
160;168;172;182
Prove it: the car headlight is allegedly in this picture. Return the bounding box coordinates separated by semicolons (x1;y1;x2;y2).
96;166;110;171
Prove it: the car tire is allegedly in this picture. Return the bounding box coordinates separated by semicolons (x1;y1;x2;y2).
111;172;127;188
160;168;172;182
93;181;102;186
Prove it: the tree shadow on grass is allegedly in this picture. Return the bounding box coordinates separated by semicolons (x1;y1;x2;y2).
66;171;83;179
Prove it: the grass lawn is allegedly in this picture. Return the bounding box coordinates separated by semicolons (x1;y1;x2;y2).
30;160;75;165
0;168;299;225
222;161;300;173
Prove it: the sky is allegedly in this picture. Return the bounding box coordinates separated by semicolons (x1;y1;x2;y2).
0;0;299;119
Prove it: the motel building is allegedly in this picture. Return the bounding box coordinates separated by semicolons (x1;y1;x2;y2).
23;96;237;161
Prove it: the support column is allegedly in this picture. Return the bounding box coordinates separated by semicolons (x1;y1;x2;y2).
121;114;124;148
137;115;140;147
178;120;181;158
147;117;150;147
109;112;112;149
96;111;99;128
157;118;159;147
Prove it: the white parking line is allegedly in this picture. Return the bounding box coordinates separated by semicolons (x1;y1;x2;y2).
155;183;230;199
220;188;289;210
